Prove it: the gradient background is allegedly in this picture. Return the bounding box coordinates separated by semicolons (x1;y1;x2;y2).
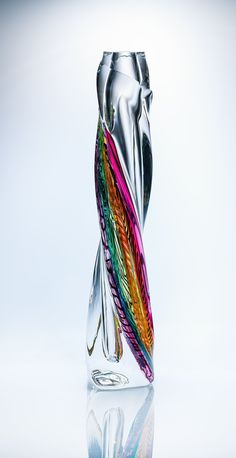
0;0;235;456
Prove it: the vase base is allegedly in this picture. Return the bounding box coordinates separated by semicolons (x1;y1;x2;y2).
91;369;129;388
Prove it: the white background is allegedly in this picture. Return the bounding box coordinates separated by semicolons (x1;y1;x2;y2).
0;0;235;456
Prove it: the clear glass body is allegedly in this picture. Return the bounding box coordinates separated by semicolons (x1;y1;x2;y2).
86;51;154;390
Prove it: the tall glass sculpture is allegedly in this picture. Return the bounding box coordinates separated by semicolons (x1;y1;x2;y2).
86;51;154;389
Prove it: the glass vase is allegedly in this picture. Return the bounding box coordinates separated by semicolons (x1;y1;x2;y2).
86;51;154;390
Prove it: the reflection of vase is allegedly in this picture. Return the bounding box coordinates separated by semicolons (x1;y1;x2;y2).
87;385;154;457
86;51;154;390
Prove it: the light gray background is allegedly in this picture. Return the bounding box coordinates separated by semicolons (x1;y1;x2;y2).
0;0;235;456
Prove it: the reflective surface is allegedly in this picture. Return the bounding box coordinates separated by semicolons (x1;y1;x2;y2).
1;0;236;456
87;385;154;457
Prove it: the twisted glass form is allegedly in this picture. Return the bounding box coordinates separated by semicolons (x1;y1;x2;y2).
87;51;154;389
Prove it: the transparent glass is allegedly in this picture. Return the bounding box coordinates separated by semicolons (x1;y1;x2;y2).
86;51;154;390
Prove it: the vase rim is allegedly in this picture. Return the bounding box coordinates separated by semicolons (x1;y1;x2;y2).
103;51;145;56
